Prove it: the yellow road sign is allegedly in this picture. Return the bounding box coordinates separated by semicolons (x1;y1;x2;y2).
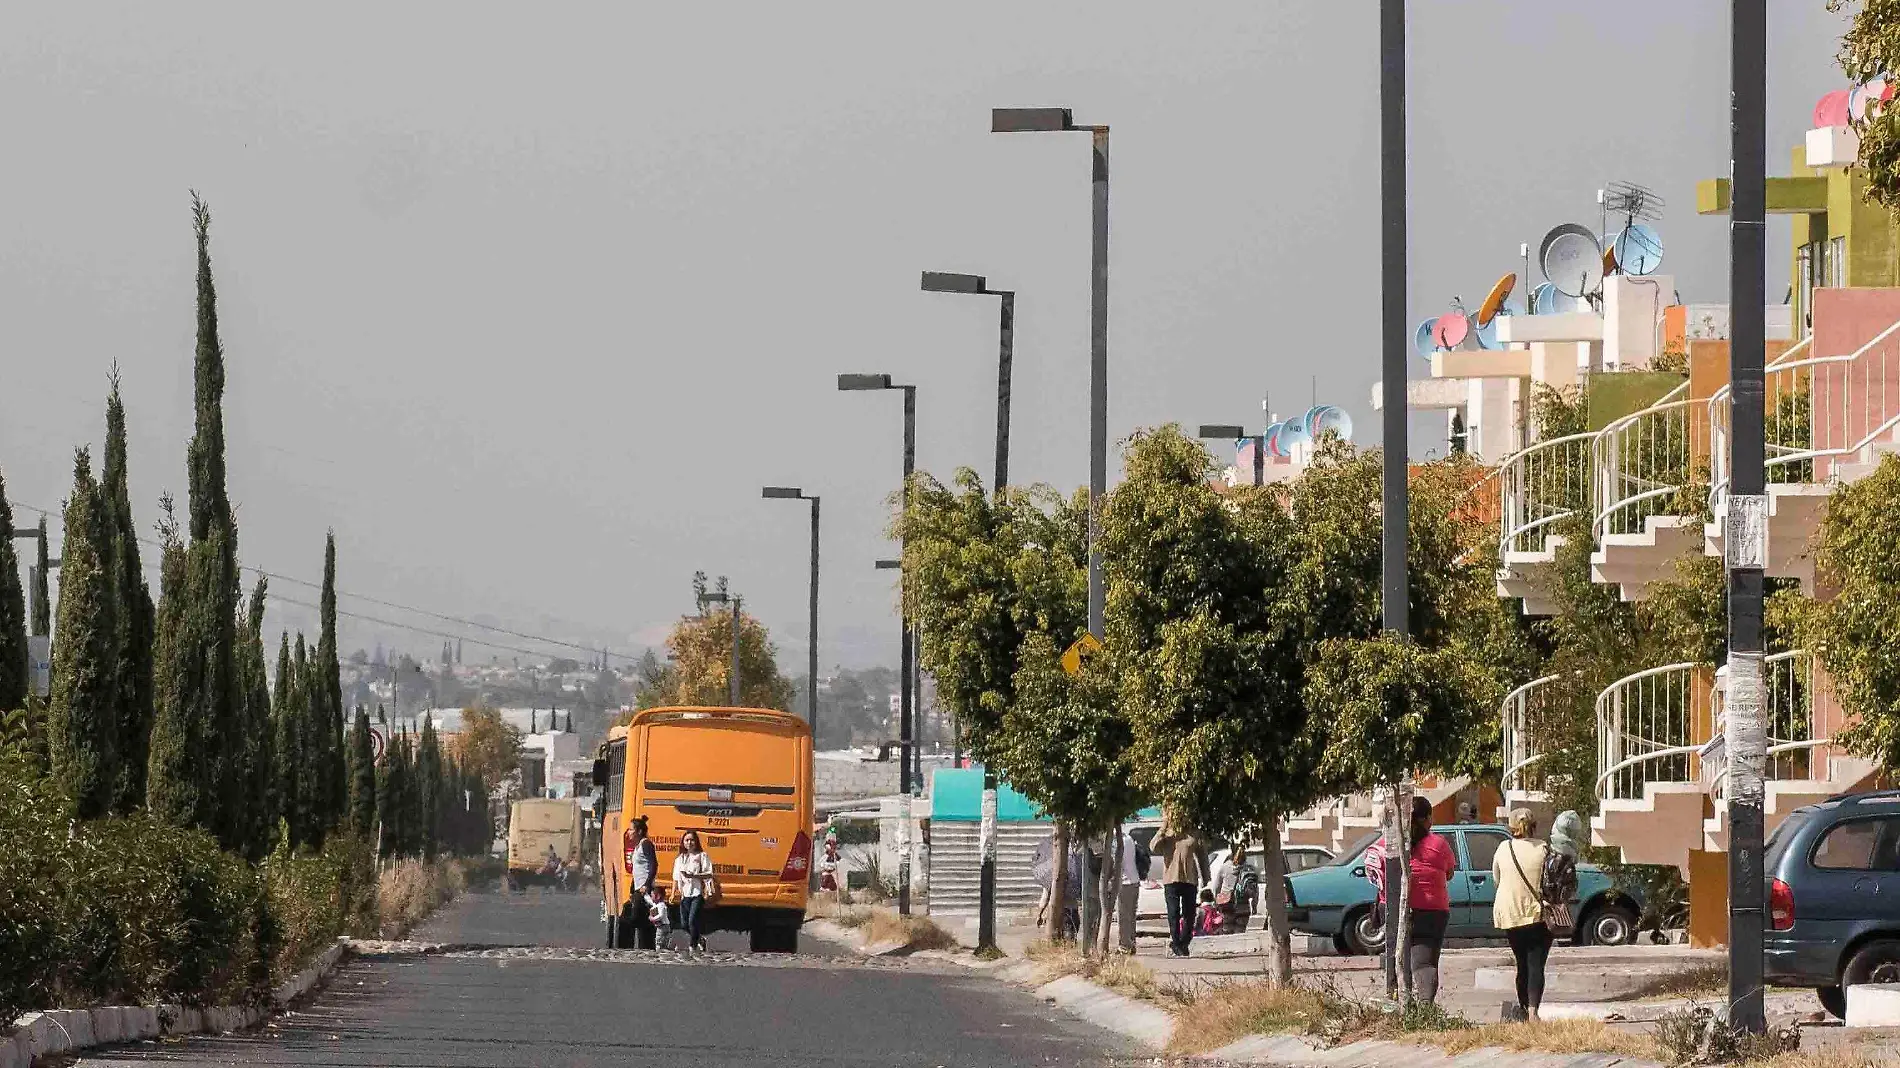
1060;633;1103;676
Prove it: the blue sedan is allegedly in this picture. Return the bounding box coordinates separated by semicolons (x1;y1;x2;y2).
1284;824;1640;955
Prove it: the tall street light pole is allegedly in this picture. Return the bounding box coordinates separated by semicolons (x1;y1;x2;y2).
1378;0;1410;1000
762;488;821;750
842;373;918;917
1725;0;1768;1036
992;108;1107;641
920;268;1016;952
1196;425;1266;487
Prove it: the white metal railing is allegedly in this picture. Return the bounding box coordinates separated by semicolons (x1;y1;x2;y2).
1501;674;1562;793
1596;662;1705;802
1708;650;1831;797
1498;432;1595;562
1711;319;1900;510
1593;382;1692;540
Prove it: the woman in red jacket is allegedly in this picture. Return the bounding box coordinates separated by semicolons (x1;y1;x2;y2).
1363;796;1457;1003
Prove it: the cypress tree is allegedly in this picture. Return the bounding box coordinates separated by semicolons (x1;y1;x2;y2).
174;193;244;850
102;371;156;813
47;449;119;819
31;515;49;636
292;633;323;849
380;728;411;858
239;577;273;859
146;497;204;826
0;468;28;713
317;533;344;832
347;705;376;838
270;631;300;850
417;714;442;860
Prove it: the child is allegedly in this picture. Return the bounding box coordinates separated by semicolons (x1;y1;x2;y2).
646;886;673;950
1195;887;1223;937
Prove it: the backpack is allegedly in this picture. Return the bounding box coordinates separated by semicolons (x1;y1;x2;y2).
1233;865;1260;906
1133;839;1152;880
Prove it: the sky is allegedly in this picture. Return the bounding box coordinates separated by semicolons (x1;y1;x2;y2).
0;2;1856;672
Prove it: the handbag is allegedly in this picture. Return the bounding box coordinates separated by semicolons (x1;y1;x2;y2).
705;873;723;903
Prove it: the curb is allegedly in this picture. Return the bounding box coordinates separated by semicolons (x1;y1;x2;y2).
1;940;348;1068
1203;1032;1668;1067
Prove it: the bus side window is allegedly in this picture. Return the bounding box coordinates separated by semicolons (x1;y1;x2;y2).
607;740;627;810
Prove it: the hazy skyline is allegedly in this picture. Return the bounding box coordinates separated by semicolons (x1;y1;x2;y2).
0;3;1853;671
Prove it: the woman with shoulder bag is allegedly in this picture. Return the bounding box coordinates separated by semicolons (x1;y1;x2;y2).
673;830;715;952
1493;809;1553;1021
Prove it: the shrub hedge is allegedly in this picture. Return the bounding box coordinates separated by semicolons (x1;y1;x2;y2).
0;756;385;1031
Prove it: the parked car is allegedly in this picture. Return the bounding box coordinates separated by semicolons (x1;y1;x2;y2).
1762;790;1900;1019
1284;824;1639;954
1125;821;1331;921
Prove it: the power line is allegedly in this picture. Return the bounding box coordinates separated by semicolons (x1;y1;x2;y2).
9;499;624;663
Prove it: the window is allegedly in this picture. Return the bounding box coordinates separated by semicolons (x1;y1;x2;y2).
1828;236;1847;290
1811;817;1900;871
606;739;626;809
1462;831;1507;873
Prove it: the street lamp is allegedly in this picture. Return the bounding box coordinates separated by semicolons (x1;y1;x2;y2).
837;372;918;801
875;556;916;915
762;487;821;748
1197;424;1266;488
992;107;1108;642
697;588;742;706
920;268;1018;953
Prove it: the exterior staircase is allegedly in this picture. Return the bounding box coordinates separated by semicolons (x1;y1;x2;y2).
1590;383;1699;600
1496;432;1594;615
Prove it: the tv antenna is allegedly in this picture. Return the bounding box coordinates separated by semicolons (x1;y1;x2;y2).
1603;181;1664;228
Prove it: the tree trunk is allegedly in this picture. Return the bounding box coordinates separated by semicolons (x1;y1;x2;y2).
1381;786;1403;999
1098;829;1120;956
1049;821;1070;946
1260;819;1294;987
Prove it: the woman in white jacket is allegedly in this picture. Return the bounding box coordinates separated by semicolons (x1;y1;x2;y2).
673;830;714;952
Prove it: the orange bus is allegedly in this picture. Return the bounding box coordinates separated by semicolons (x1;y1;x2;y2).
593;706;812;953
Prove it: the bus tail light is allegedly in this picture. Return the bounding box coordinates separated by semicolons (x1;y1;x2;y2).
1770;878;1795;931
780;832;812;882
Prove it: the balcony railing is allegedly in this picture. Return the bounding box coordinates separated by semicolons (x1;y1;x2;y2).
1593;382;1692;540
1498;432;1595;561
1708;650;1831;796
1596;662;1706;802
1501;673;1563;793
1710;318;1900;510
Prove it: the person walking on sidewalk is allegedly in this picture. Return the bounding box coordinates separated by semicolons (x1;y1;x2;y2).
1363;796;1456;1003
1153;812;1210;958
1494;808;1554;1022
1116;824;1147;954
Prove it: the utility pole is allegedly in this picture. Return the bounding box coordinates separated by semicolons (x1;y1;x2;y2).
1378;0;1410;1000
1725;0;1768;1036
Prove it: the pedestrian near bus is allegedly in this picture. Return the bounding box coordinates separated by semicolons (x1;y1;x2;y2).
625;817;660;949
1153;812;1210;957
1493;808;1554;1021
1363;796;1456;1003
674;829;715;952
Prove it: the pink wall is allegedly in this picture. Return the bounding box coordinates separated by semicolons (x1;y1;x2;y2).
1807;289;1900;479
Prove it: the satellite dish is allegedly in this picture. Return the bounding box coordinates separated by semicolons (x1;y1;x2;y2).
1540;224;1604;298
1816;89;1852;128
1852;78;1893;122
1475;316;1500;349
1303;405;1353;443
1415;318;1439;359
1432;311;1469;349
1531;282;1579;314
1613;224;1664;276
1262;423;1283;458
1477;273;1517;326
1276;420;1310;457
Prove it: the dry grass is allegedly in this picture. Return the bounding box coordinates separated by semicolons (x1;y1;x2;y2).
1630;961;1730;1001
1421;1019;1659;1060
804;897;958;952
1748;1048;1890;1068
1023;942;1167;1003
1165;982;1330;1055
376;858;466;937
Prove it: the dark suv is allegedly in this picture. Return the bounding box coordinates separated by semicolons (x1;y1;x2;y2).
1764;790;1900;1018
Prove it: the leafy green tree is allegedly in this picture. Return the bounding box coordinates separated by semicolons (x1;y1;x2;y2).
1834;0;1900;209
0;469;28;714
455;704;522;785
1810;455;1900;767
346;706;377;837
317;533;344;832
31;515;49;637
642;582;795;710
47;449;119;819
101;372;155;814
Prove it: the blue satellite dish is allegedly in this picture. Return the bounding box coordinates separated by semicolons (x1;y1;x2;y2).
1475;316;1499;349
1613;224;1664;276
1275;420;1311;458
1415;318;1438;360
1303;405;1354;444
1531;282;1580;314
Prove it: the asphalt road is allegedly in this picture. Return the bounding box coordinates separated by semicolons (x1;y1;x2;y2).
72;883;1142;1068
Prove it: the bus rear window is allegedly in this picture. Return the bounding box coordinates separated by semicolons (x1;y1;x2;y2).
644;722;796;792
